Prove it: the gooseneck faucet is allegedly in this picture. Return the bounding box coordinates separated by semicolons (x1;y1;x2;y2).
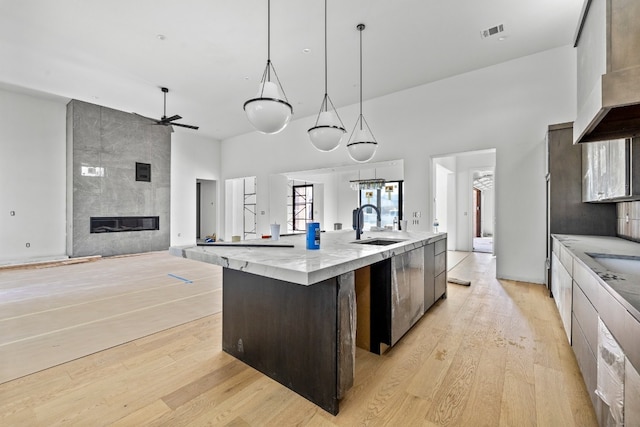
355;204;381;240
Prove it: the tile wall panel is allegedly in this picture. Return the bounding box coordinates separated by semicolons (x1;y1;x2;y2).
67;100;172;257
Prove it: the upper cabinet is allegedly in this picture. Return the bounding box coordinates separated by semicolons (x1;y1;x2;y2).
582;138;640;201
574;0;640;143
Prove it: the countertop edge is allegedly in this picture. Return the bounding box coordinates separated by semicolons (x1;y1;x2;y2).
171;231;447;286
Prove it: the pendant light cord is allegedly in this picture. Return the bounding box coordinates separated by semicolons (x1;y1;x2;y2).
358;24;364;129
324;0;328;106
267;0;271;81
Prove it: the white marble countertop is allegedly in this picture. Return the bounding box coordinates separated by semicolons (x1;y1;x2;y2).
170;230;447;286
553;234;640;321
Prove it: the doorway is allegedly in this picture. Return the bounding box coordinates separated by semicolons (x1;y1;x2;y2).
432;149;496;253
472;171;494;253
196;179;217;241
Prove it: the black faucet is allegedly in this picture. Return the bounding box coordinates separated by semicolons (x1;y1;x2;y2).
355;204;381;240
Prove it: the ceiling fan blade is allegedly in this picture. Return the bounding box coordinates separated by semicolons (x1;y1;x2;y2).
161;114;182;123
171;122;199;130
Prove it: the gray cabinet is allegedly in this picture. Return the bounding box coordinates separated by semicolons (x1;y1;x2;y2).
434;238;447;300
553;237;640;422
424;237;447;312
572;262;600;414
626;358;640;427
582;139;630;201
424;244;435;310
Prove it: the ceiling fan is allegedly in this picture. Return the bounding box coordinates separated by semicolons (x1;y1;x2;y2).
153;87;199;130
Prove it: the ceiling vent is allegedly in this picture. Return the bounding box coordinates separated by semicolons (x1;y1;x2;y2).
480;24;504;39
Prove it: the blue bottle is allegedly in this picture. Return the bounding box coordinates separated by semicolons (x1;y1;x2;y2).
306;222;320;250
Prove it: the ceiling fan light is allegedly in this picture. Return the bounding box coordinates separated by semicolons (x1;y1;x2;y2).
308;111;345;152
347;127;377;163
244;81;293;134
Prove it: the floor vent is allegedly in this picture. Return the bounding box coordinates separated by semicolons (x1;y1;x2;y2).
481;24;505;39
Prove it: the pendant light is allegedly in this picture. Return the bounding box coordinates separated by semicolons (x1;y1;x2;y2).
307;0;346;152
347;23;378;163
243;0;293;134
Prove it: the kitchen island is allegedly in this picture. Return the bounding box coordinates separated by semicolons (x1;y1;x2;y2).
170;229;447;414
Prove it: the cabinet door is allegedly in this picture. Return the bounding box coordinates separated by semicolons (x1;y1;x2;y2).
626;358;640;427
607;139;629;198
551;252;572;343
424;243;435;311
572;313;598;411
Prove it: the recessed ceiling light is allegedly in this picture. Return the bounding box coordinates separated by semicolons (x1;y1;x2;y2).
157;34;166;41
302;48;311;54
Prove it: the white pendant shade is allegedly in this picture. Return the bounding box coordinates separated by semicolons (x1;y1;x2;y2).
308;111;345;152
244;81;293;134
347;127;377;163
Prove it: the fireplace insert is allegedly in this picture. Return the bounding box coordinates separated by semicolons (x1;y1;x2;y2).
90;216;159;233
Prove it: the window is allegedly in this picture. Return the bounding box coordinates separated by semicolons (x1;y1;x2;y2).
359;181;403;230
292;184;314;231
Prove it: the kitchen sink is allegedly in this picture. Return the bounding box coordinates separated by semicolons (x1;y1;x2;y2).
587;253;640;275
352;238;406;246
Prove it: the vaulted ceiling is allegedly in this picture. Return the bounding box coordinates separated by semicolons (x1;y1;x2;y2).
1;0;584;140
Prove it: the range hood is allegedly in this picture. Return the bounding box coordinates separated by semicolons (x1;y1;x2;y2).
574;0;640;143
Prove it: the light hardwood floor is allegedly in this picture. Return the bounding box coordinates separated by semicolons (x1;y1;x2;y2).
0;252;597;426
0;252;222;384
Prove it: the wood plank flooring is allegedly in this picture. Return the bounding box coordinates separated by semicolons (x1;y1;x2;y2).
0;252;597;426
0;252;222;384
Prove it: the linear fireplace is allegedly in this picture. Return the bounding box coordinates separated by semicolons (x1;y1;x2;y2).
90;216;159;233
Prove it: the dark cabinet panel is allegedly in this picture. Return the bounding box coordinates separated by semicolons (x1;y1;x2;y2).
222;268;341;415
547;123;616;236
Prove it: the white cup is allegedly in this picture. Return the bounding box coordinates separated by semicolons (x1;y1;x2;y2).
400;220;408;231
270;224;280;240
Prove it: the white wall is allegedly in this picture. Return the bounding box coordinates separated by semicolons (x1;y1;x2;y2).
482;187;495;237
221;46;577;283
0;86;222;262
0;87;68;264
170;132;221;246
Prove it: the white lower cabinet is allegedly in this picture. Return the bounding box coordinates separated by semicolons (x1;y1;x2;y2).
552;236;640;425
551;251;572;343
626;358;640;427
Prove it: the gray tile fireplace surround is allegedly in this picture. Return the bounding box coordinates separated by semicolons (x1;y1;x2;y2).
67;100;172;257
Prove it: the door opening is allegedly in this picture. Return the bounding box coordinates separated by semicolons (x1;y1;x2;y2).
196;179;217;241
472;171;494;253
432;149;496;254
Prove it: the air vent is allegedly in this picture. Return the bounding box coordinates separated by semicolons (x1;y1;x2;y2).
481;24;505;39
